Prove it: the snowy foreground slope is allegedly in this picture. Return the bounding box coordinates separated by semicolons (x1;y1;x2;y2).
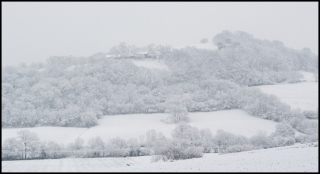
2;143;318;172
2;110;289;145
256;71;318;111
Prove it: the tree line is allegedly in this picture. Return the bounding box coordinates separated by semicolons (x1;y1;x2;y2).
2;121;317;161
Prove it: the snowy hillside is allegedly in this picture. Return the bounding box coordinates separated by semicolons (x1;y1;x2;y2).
2;109;303;145
256;71;318;111
2;142;318;172
131;59;169;71
175;42;218;50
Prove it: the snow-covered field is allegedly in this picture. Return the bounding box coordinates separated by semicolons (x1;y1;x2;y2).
256;71;318;111
2;110;284;145
2;143;317;172
298;71;317;82
131;59;169;71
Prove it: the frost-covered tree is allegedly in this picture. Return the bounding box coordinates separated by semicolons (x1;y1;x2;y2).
199;128;215;153
118;42;130;57
17;130;40;159
127;138;140;156
146;129;157;148
87;136;105;157
106;137;128;157
44;141;65;159
172;123;201;146
249;131;268;148
73;137;85;150
275;122;295;138
2;138;23;160
213;129;236;152
200;38;208;43
165;96;189;123
80;111;98;127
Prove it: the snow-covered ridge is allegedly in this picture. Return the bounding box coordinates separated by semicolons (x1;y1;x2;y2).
175;42;218;50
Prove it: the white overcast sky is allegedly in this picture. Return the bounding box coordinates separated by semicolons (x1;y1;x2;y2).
2;2;318;67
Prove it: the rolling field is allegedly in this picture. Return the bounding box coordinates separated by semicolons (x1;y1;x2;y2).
2;142;317;172
2;109;285;145
255;71;318;111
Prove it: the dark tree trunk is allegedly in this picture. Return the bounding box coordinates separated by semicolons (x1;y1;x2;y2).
24;142;27;160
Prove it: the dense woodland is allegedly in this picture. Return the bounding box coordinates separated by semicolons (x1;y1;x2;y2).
2;31;318;136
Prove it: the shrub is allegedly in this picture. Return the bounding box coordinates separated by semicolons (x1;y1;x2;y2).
183;146;203;159
224;144;255;153
295;119;318;135
275;122;295;138
154;139;203;161
269;135;295;147
250;131;268;148
295;134;318;143
151;155;164;162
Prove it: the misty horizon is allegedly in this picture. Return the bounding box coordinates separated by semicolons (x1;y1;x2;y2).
2;2;318;67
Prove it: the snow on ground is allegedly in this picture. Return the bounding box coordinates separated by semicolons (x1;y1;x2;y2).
2;110;286;145
255;71;318;111
256;82;318;111
175;42;218;50
298;71;316;82
131;59;169;71
2;143;318;172
188;110;280;137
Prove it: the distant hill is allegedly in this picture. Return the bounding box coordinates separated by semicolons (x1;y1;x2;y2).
2;31;318;133
174;42;218;50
